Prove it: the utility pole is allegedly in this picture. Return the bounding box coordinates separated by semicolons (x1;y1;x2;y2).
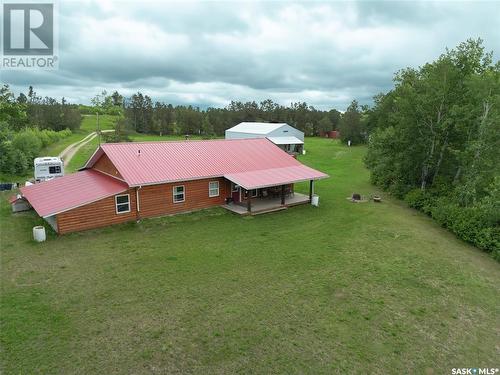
97;111;101;146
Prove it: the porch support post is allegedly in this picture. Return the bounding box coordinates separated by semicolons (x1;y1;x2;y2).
281;185;285;205
247;189;252;212
135;186;141;222
309;180;314;201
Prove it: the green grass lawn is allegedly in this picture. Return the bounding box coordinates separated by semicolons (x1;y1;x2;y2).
43;114;118;158
80;114;119;132
1;138;499;374
42;130;87;157
65;136;100;173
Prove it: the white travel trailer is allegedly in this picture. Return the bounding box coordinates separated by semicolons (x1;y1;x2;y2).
34;157;64;182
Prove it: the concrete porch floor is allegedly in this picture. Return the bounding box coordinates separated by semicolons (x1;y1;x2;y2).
222;192;311;215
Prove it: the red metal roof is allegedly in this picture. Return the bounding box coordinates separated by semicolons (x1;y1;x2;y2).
20;169;128;217
86;138;327;187
225;165;327;190
21;139;327;218
9;195;19;203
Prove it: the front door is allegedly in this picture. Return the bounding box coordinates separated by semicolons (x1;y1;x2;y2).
231;183;240;203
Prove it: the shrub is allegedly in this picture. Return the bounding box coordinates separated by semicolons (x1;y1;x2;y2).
0;128;71;176
492;248;500;262
404;188;499;257
0;142;28;175
476;227;500;254
58;128;72;138
405;189;434;211
105;106;122;116
429;200;499;254
12;130;42;161
102;131;131;143
38;131;48;147
42;128;71;145
428;199;455;227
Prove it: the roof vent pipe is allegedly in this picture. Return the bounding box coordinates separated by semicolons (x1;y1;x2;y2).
137;149;141;156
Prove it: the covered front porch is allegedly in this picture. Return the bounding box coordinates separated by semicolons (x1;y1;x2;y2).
223;191;311;215
222;177;317;215
222;165;326;215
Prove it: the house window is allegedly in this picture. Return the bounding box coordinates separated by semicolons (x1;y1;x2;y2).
209;181;219;197
115;194;130;214
173;185;185;203
243;189;257;198
232;183;239;192
49;166;61;174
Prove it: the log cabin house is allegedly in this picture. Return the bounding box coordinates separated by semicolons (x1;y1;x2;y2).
17;138;328;234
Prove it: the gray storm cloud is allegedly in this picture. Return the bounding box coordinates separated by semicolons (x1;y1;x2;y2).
2;1;499;110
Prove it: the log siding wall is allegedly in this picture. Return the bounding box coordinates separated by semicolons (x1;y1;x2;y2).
138;177;228;219
56;178;229;234
56;188;137;234
93;154;124;180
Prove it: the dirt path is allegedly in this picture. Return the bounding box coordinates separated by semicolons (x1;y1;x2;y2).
59;130;113;167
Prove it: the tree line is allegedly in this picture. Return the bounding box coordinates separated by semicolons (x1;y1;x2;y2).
1;81;370;177
364;39;499;259
10;86;82;131
0;85;79;176
87;88;367;141
121;95;359;138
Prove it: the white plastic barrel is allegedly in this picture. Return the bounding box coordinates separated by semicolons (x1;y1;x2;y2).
311;195;319;206
33;226;46;242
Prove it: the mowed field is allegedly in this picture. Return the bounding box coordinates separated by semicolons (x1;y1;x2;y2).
42;114;118;157
1;138;499;374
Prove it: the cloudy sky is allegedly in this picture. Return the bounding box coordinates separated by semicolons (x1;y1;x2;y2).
2;0;499;111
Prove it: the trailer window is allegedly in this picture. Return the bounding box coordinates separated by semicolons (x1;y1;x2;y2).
209;181;219;197
49;166;61;174
115;194;130;214
173;185;185;203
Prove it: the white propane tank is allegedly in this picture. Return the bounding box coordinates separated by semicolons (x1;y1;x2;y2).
311;195;320;207
33;226;46;242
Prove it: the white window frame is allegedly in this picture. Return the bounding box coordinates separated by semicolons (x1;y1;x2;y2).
251;189;258;198
173;185;185;203
231;183;239;192
115;194;130;214
49;165;61;174
209;181;219;197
